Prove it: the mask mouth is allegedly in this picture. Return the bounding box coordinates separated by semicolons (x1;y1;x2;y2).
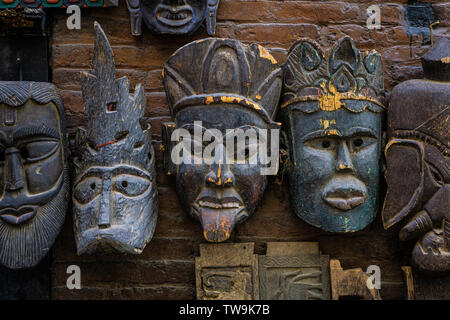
192;189;247;242
322;177;367;211
155;4;194;27
0;206;37;225
197;195;244;209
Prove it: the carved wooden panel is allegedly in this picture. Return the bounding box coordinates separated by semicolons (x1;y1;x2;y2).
382;38;449;273
195;243;259;300
259;242;330;300
330;260;381;300
402;266;450;300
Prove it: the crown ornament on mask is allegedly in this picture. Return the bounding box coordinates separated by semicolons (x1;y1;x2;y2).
163;38;282;128
281;37;385;113
75;22;153;171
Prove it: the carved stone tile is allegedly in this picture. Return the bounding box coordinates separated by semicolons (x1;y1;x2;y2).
126;0;220;36
330;260;381;300
279;37;385;233
259;242;330;300
382;38;449;273
195;243;259;300
73;22;158;255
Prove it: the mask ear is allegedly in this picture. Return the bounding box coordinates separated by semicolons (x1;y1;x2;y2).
382;139;424;229
162;122;176;176
205;0;220;36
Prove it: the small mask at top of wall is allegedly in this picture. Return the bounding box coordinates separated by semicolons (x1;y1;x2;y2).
73;22;158;255
279;37;385;233
126;0;220;36
162;38;282;242
0;81;69;269
382;37;450;273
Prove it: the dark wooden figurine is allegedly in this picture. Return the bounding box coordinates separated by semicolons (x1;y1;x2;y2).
162;38;282;242
126;0;220;36
279;37;385;232
382;38;449;273
73;22;158;255
0;81;69;269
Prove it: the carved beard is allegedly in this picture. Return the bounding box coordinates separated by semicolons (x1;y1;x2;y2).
0;166;69;269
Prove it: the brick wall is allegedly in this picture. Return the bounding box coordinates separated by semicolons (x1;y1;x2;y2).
50;0;449;299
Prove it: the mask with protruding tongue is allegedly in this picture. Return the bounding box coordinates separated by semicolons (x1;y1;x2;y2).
193;191;245;242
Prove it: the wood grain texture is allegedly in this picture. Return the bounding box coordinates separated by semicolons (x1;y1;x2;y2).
330;259;381;300
195;243;259;300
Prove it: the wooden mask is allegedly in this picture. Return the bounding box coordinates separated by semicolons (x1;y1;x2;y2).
279;37;385;233
0;82;69;269
162;38;282;242
73;22;158;255
126;0;220;36
382;38;449;273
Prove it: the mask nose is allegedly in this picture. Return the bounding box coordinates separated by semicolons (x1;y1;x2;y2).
98;175;112;229
205;162;234;187
4;147;25;191
335;142;354;173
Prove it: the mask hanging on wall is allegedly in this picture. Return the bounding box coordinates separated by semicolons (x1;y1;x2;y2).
126;0;220;36
279;37;385;233
382;38;449;273
73;22;158;255
162;38;282;242
0;81;69;269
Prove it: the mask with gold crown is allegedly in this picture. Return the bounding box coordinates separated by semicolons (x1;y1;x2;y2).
162;38;282;242
279;37;385;233
73;22;158;255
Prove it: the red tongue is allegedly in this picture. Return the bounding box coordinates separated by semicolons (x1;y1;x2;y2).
199;210;236;243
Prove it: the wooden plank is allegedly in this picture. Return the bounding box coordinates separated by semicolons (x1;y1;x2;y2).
330;259;381;300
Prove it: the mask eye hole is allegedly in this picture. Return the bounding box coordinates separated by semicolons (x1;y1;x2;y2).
322;140;331;149
305;137;337;151
348;136;376;152
113;174;150;197
74;177;102;204
353;138;363;147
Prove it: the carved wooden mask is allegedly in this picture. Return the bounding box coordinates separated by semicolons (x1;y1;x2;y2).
126;0;220;36
0;82;69;269
279;37;385;233
73;22;158;255
162;38;282;242
382;38;449;273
